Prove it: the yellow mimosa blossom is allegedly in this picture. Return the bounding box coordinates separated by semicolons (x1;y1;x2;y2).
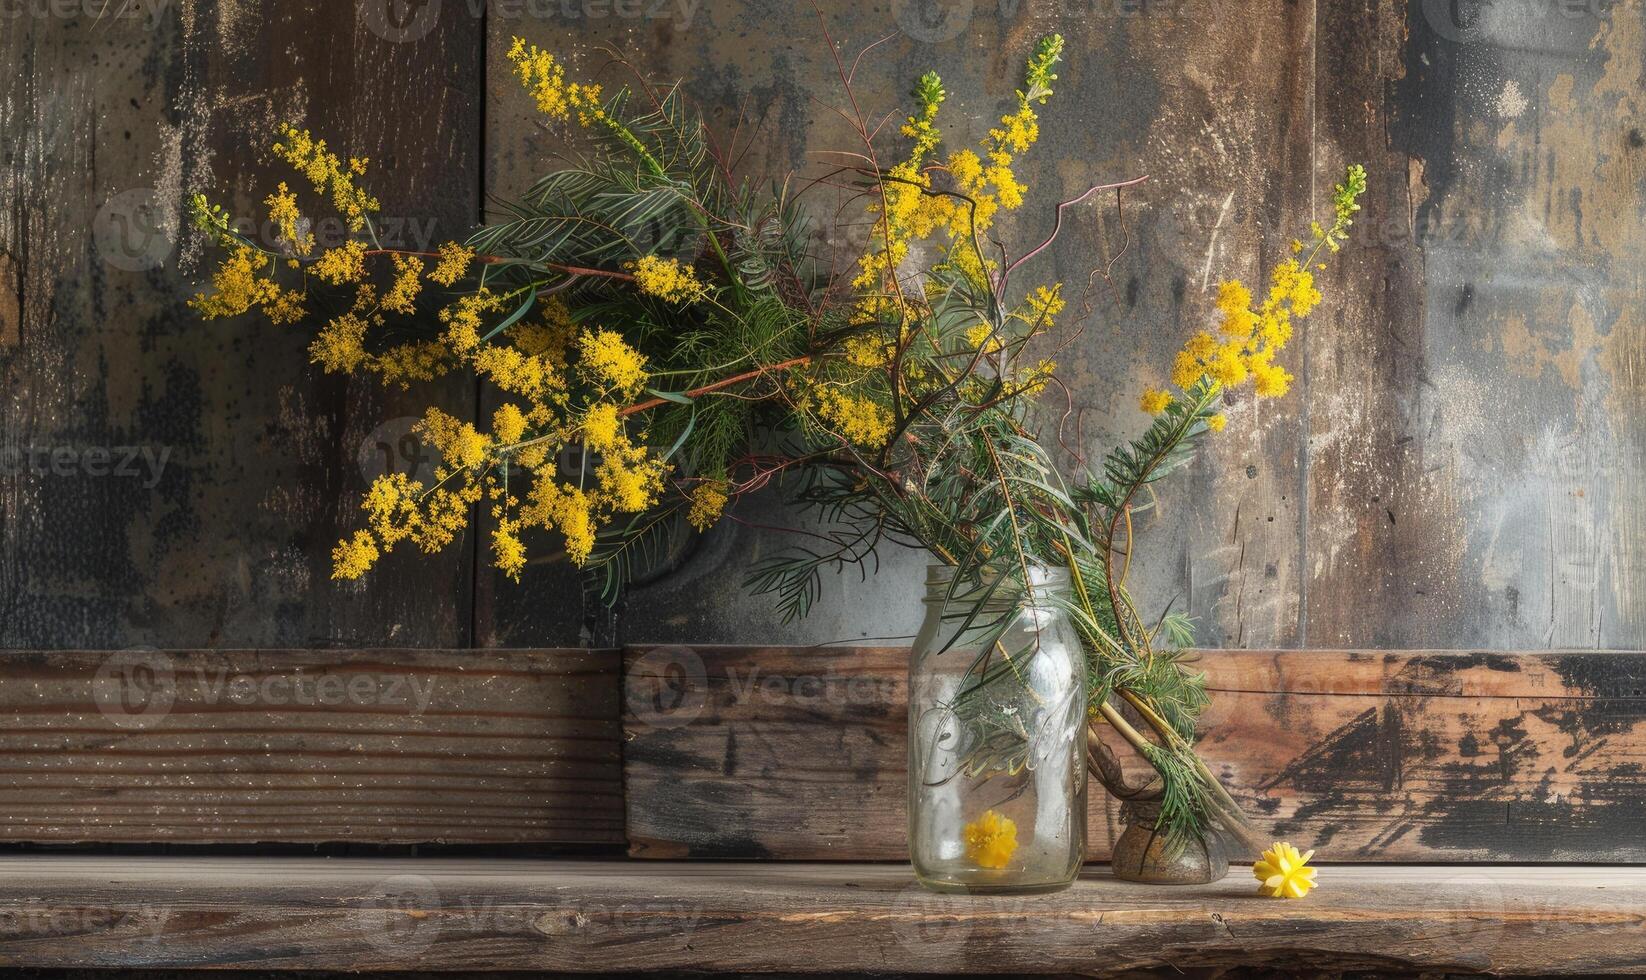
190;246;279;319
331;530;380;580
963;809;1018;869
628;254;706;303
382;254;424;314
581;402;621;451
1214;280;1256;338
429;241;475;286
966;322;1003;354
596;446;665;512
844;334;891;367
1140;388;1173;415
263;286;307;326
687;481;729;531
313;240;367;286
492;402;528;445
373;341;450;388
1253;842;1317;899
264;182;312;256
1142;164;1366;420
360;472;423;551
506;37;605;126
420;408;491;470
272;124;379;232
309;313;369;374
813;388;894;448
1024;284;1065;325
522;481;598;564
577;328;647;393
492;520;528;581
439;289;507;353
1206;413;1228;432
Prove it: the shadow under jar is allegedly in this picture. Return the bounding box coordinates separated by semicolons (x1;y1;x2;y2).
908;564;1087;894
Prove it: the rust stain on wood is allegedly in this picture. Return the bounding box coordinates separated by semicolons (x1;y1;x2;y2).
0;252;17;348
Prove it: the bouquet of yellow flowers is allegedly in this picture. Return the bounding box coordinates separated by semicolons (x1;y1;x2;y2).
188;28;1364;853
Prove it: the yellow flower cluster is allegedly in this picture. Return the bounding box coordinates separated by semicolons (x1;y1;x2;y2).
430;242;475;286
382;254;423;314
627;255;707;303
193;123;692;582
811;387;895;449
188;246;284;319
506;37;605;127
963;809;1018;869
264;182;312;257
328;296;670;581
271;124;378;232
687;481;729;532
1141;165;1368;421
578;327;648;393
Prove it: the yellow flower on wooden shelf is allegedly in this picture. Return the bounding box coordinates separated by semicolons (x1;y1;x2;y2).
963;809;1018;870
1253;841;1317;899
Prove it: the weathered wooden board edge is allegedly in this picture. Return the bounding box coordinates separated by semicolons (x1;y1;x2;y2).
0;857;1639;974
621;645;1646;863
0;647;625;846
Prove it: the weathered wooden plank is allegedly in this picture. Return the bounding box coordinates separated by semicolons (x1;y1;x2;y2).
0;1;479;648
1307;0;1646;647
624;646;1646;862
0;857;1640;974
0;649;622;844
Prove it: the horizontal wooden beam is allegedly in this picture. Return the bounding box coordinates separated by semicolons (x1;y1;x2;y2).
624;646;1646;862
0;649;622;844
0;857;1638;974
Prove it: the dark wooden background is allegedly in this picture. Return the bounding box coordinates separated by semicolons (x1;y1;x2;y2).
2;0;1640;653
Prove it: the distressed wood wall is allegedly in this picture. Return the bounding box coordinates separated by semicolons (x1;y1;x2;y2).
2;0;1640;653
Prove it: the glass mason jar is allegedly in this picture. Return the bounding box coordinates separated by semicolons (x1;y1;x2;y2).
908;563;1087;893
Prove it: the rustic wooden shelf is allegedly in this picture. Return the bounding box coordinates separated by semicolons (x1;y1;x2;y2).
0;858;1640;974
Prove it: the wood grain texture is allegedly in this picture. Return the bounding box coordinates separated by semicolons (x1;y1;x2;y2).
0;648;622;844
0;857;1640;974
624;645;1646;862
1306;0;1646;648
0;1;479;648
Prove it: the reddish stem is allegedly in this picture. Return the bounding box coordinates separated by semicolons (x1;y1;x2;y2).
618;355;813;417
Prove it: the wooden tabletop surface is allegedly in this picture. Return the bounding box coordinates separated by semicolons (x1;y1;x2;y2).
0;858;1640;974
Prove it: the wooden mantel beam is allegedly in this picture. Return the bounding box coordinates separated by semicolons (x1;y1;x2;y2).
0;857;1640;975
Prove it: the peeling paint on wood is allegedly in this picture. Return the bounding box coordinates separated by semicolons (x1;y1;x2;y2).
624;645;1646;862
